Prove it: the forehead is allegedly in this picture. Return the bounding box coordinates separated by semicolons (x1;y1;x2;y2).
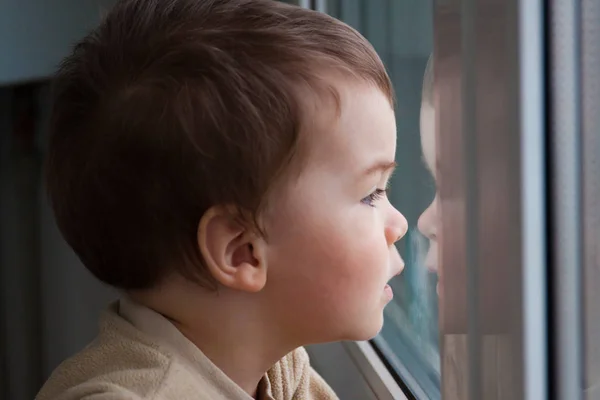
302;79;397;175
261;78;396;222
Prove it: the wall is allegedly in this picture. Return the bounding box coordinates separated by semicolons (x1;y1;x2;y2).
0;0;117;85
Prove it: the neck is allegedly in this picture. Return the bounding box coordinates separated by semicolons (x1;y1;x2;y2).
129;276;294;398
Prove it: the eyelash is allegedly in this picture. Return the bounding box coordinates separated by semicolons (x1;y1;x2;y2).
361;188;388;207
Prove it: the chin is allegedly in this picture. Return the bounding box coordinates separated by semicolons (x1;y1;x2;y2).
339;314;385;342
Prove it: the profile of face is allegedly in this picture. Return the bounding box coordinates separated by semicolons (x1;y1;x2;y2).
417;58;439;280
262;77;408;343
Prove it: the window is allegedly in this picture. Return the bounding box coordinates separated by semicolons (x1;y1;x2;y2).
324;1;440;398
314;1;600;399
581;3;600;396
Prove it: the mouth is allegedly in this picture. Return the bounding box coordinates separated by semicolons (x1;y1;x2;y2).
383;261;404;301
424;246;438;273
383;257;405;301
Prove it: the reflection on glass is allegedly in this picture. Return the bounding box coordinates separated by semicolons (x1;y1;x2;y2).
326;1;439;397
417;56;438;284
377;54;440;399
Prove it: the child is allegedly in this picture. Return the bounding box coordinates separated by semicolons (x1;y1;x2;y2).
417;56;439;293
37;0;408;398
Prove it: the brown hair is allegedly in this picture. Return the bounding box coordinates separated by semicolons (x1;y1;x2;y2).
46;0;393;290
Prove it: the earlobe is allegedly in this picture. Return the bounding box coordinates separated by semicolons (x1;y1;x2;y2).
197;207;268;293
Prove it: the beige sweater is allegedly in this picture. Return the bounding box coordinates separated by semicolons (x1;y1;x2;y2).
37;299;339;400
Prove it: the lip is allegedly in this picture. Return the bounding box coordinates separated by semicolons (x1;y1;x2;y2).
384;284;394;300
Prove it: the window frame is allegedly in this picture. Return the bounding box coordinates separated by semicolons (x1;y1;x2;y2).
306;342;409;400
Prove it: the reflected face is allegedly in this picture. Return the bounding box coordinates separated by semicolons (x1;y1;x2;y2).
417;101;439;276
263;79;408;343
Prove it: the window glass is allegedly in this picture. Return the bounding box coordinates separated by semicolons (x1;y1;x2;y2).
582;2;600;398
325;1;440;398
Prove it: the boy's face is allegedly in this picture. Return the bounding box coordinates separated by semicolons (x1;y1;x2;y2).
262;79;407;343
417;101;439;278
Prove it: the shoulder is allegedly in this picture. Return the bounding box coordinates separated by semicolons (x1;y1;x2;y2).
37;339;174;400
37;307;240;400
37;308;174;400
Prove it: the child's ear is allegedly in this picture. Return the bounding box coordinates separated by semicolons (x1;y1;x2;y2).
197;206;267;292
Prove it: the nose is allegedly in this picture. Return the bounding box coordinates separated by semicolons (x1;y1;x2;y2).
417;197;438;240
386;205;408;246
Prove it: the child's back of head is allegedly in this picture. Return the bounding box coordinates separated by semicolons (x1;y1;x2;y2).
47;0;393;291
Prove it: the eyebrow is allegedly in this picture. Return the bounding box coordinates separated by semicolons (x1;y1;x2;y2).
363;160;397;176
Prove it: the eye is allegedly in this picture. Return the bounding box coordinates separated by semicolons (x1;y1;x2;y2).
361;188;387;207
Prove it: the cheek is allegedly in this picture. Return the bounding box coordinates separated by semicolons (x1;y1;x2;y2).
299;209;386;276
317;226;387;295
266;209;390;329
